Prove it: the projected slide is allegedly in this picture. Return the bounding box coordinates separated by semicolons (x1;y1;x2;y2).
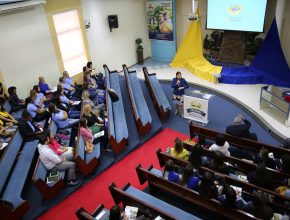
206;0;267;32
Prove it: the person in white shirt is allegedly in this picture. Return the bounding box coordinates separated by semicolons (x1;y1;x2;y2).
209;134;230;156
37;134;79;186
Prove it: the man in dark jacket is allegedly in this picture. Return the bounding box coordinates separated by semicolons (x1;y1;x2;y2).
19;110;48;142
226;114;257;141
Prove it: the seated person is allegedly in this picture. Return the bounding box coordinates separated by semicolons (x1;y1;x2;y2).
0;104;18;125
30;89;45;109
63;71;75;87
83;71;97;95
37;135;79;186
79;118;105;153
218;185;252;211
94;72;106;90
169;137;189;161
48;104;79;130
82;104;106;133
82;90;105;114
32;85;51;106
0;120;15;141
198;171;218;199
226;114;257;141
55;85;80;118
189;143;205;169
276;185;290;198
38;76;52;95
209;134;230;156
8;86;25;112
109;205;129;220
192;134;207;147
209;151;230;175
54;95;80;119
253;148;277;170
0;82;8;104
63;71;83;91
163;159;179;182
179;164;200;191
48;131;74;161
59;77;75;96
277;154;290;174
59;77;81;100
252;191;273;220
247;164;275;190
26;96;50;123
18;110;48;142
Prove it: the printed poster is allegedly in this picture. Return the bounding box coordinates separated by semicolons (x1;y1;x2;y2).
183;95;209;124
146;1;173;41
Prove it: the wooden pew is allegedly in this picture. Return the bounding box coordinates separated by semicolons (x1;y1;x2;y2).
75;204;109;220
74;130;100;176
32;119;66;200
104;64;128;154
123;64;152;135
109;182;182;220
183;139;290;183
0;128;19;161
143;67;171;121
189;123;290;157
0;140;39;220
156;149;290;212
136;164;259;220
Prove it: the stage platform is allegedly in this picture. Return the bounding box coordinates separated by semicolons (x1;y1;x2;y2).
130;58;290;140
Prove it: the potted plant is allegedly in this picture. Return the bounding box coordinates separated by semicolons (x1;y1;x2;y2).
203;31;223;59
135;38;144;65
245;32;263;63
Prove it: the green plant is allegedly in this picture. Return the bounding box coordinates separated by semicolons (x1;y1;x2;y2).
246;32;263;55
135;38;143;52
203;31;223;52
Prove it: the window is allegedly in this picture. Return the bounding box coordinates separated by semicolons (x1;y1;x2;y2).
52;10;87;76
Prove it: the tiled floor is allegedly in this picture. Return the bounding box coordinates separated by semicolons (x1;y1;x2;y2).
130;58;290;139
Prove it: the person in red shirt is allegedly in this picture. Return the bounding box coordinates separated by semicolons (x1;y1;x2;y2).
47;131;74;161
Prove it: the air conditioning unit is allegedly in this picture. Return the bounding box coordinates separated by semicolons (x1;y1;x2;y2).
0;0;46;14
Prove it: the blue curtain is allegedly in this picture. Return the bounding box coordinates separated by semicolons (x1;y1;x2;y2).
220;19;290;88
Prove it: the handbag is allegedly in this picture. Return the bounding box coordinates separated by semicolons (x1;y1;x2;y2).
85;141;94;154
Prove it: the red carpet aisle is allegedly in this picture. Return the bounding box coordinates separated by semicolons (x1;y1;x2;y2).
38;128;188;220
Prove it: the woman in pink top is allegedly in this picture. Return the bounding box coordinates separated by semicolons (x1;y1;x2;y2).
80;117;99;153
80;118;93;142
48;131;74;161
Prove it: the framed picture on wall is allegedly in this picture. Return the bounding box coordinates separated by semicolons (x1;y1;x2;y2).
146;1;173;41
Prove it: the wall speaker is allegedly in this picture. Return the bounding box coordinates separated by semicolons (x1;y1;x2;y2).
108;15;118;32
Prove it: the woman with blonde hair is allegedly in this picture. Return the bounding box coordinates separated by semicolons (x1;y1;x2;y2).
82;104;109;151
82;90;105;114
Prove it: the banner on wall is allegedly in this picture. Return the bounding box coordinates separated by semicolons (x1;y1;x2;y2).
146;1;173;41
183;95;209;124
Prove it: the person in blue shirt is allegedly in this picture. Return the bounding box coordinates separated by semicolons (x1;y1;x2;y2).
30;89;45;109
171;71;189;116
38;76;52;97
26;96;49;123
48;104;79;129
179;164;200;191
63;71;74;87
59;77;75;96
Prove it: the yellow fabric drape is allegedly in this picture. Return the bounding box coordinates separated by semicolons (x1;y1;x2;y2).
170;20;222;83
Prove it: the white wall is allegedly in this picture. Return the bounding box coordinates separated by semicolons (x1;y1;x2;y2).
0;6;59;98
280;0;290;66
176;0;191;47
81;0;150;72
